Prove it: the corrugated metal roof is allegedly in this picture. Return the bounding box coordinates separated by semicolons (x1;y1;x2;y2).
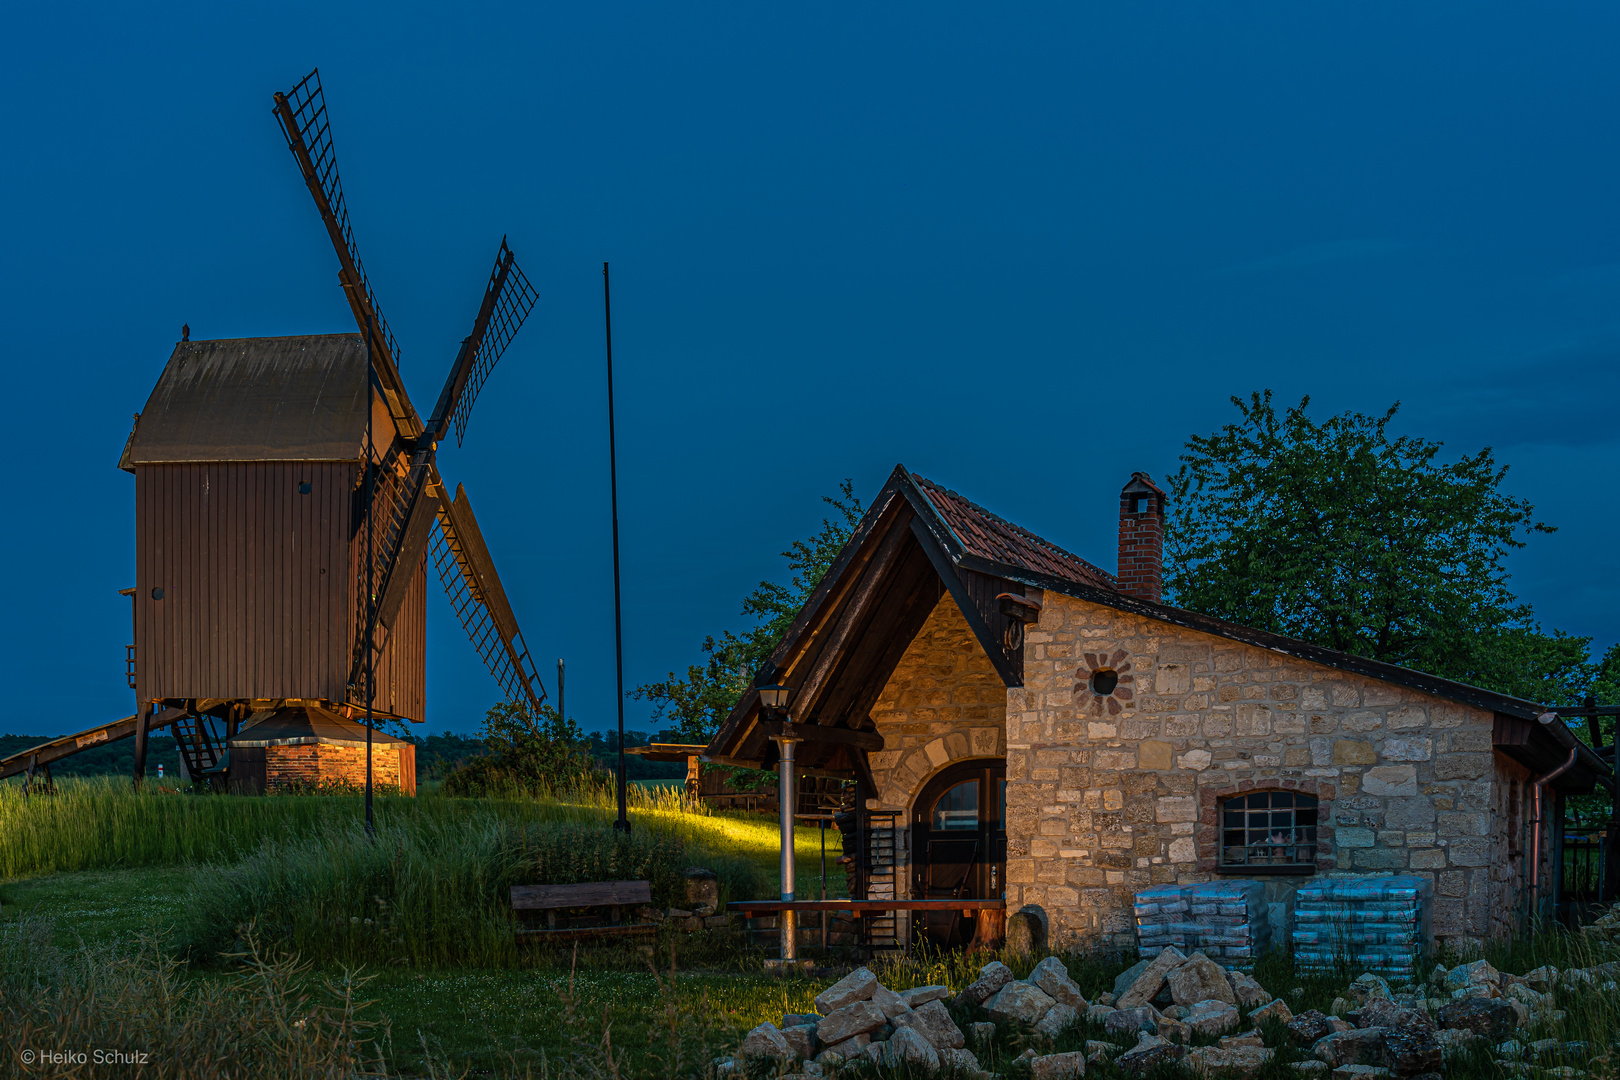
124;335;370;465
911;474;1118;590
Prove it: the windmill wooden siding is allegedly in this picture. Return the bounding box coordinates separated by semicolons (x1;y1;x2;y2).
132;458;425;719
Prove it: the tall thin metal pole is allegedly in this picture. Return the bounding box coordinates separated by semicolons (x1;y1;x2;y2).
364;312;376;838
604;262;630;834
557;659;565;724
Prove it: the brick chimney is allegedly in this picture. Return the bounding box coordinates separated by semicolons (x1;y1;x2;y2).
1117;473;1167;603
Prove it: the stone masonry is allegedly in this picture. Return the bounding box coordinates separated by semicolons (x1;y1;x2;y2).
265;743;404;792
867;594;1008;812
1005;588;1516;948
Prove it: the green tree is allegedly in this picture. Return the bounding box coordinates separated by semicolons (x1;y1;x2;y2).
1165;391;1587;698
441;701;593;796
633;480;864;744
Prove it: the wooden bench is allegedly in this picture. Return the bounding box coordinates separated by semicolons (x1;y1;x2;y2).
510;880;660;941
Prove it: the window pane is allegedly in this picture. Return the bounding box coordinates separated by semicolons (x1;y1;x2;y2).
932;781;979;831
1220;790;1316;867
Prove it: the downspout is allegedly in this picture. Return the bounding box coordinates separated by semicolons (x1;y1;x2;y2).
1529;711;1579;925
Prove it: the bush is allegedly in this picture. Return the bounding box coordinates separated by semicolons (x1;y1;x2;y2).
441;701;595;798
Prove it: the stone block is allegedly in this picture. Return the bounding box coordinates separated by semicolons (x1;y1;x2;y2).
893;999;964;1049
1380;738;1431;762
1249;998;1293;1023
1352;847;1408;870
1030;1050;1086;1080
986;981;1057;1024
1139;740;1173;770
1117;945;1186;1008
1116;1034;1186;1076
1187;1046;1274;1078
1168;953;1236;1006
1169;837;1197;863
882;1026;939;1070
1383;797;1436;829
1031;956;1088;1009
1333;740;1377;766
815;1000;886;1045
780;1024;817;1060
958;960;1014;1007
1235;704;1271;736
814;967;878;1014
1185;999;1240;1036
1311;1028;1389;1067
1156;796;1197;823
1433;753;1492;781
871;982;910;1018
1179;749;1213;771
1106;1007;1161;1037
1034;1002;1079;1041
899;985;950;1008
1224;970;1271;1009
1361;765;1418;796
739;1022;794;1062
1337;827;1376;848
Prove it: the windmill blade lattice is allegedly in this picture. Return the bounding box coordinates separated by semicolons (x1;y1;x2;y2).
430;485;547;714
450;241;539;446
274;68;402;373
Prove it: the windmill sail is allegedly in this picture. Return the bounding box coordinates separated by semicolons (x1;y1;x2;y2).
447;240;539;445
432;484;546;714
273;68;420;437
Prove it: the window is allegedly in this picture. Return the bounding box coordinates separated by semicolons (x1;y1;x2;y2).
1220;790;1317;873
931;781;979;830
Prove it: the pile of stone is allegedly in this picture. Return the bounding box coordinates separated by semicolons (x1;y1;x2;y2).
1134;880;1272;968
723;959;1098;1080
1292;876;1431;978
1582;905;1620;946
1088;945;1289;1077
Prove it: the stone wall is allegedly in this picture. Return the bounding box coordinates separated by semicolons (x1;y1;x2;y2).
1005;588;1516;949
265;743;403;792
867;594;1008;812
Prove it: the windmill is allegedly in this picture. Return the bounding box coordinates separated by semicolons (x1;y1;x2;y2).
0;69;548;793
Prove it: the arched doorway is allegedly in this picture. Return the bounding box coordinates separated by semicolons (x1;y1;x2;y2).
911;758;1006;948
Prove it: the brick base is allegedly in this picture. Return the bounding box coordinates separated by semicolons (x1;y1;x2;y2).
266;744;403;792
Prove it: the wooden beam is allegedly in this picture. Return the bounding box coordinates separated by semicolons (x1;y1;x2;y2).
816;547;943;729
0;708;187;782
794;508;915;724
755;720;884;752
510;881;653;909
909;517;1022;687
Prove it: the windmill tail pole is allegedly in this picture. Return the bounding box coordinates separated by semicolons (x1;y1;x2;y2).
604;261;629;834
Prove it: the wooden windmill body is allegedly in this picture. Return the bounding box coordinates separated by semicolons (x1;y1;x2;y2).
112;70;548;792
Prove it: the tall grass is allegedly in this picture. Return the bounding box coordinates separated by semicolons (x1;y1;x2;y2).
178;810;769;968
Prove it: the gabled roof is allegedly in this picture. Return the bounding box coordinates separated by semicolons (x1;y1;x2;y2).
121;334;370;468
911;475;1117;591
704;464;1612;794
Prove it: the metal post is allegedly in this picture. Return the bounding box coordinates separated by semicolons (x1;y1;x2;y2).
557;658;565;724
776;736;799;960
604;262;629;835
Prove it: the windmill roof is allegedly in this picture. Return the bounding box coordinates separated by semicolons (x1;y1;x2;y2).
227;704;410;748
122;334;370;467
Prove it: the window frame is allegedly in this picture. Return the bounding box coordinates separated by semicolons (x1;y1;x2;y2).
1214;789;1320;877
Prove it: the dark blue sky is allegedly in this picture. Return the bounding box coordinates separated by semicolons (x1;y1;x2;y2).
6;3;1617;738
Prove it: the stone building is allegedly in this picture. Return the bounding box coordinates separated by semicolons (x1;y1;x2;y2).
704;465;1614;951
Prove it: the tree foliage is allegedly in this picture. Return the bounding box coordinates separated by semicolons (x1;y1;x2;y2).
632;480;865;744
440;701;593;797
1164;391;1567;687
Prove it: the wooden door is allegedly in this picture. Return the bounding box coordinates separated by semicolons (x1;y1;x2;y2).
911;759;1006;948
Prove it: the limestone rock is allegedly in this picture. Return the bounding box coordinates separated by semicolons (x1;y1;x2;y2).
1436;998;1517;1038
1329;1067;1391;1080
1348;974;1393;1005
1290;1063;1328;1076
1312;1028;1389;1068
1442;960;1499;992
815;1000;886;1045
1382;1028;1442;1076
958;960;1014;1007
1226;969;1273;1008
1522;965;1558;990
861;1041;884;1065
1186;999;1241;1036
1114;959;1152;997
814;968;878;1014
1085;1004;1116;1024
1250;998;1293;1023
1187;1046;1274;1078
1031;956;1089;1009
1288;1011;1334;1044
1116;1033;1187;1076
1352;998;1432;1032
899;984;951;1008
1162;1004;1189;1019
739;1022;794;1062
1117;946;1187;1009
871;982;911;1019
1220;1031;1265;1049
1085;1040;1114;1063
1156;1015;1191;1043
1006;908;1046;958
1105;1006;1161;1037
781;1024;818;1060
968;1021;996;1046
894;1000;965;1050
985;981;1056;1025
942;1048;982;1072
683;868;719;913
813;1047;844;1067
1169;952;1238;1006
882;1025;939;1070
1030;1050;1086;1079
820;1032;869;1060
783;1012;822;1028
1033;1002;1078;1041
